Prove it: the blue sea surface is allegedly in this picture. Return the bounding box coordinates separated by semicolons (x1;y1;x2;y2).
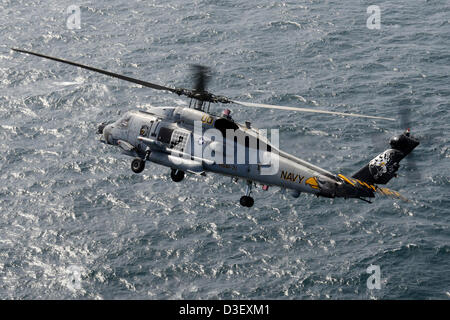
0;0;449;299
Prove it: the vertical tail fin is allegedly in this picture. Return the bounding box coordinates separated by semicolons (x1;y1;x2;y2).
352;130;419;185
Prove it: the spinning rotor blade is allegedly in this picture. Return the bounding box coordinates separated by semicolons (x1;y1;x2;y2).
399;105;411;131
191;64;211;93
11;48;198;99
231;100;396;121
398;106;421;181
12;48;396;120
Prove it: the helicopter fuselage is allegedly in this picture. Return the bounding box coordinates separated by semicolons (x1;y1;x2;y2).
100;106;381;202
12;48;418;207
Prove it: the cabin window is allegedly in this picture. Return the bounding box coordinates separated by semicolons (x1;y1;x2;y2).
157;127;174;144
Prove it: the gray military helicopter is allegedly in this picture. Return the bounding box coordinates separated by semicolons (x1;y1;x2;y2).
12;48;419;207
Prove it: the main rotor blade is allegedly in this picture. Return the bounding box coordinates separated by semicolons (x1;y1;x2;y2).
10;48;399;120
231;100;396;121
191;64;211;93
11;48;186;95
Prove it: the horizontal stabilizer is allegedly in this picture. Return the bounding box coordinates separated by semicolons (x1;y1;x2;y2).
375;187;409;202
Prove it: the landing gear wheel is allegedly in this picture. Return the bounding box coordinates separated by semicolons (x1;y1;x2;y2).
170;169;185;182
131;158;145;173
240;196;254;208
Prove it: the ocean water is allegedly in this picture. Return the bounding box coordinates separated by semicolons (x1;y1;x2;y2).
0;0;449;299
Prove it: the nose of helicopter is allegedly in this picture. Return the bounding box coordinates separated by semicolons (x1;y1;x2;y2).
98;123;114;145
97;122;107;134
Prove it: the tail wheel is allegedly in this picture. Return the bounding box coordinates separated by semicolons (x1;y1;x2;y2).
170;169;185;182
240;196;254;208
131;158;145;173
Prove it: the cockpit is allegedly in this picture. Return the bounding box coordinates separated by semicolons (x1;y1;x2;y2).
115;112;131;129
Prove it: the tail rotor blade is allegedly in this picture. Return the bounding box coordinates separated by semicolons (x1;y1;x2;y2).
399;106;411;131
397;106;422;182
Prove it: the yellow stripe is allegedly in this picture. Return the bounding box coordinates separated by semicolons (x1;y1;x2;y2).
361;181;375;191
338;174;355;186
305;177;320;189
368;184;376;191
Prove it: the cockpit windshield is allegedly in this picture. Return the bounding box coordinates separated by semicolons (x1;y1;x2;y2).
116;113;131;128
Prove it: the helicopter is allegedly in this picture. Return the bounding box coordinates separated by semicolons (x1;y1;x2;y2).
12;48;419;207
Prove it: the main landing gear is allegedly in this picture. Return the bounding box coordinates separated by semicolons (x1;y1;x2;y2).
170;169;185;182
240;181;254;208
131;149;150;174
131;159;185;183
131;158;145;173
